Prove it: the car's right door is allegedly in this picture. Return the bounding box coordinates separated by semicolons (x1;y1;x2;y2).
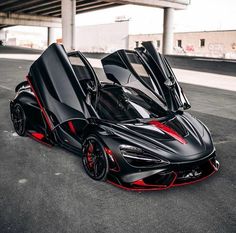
101;41;190;112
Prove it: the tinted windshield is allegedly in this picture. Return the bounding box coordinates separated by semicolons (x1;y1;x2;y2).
96;85;167;122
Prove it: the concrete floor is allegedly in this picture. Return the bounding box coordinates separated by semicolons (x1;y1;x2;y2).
0;57;236;233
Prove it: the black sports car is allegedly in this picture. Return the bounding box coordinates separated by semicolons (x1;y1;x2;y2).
10;41;219;191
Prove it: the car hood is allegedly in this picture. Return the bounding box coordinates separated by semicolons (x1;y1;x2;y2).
104;112;214;163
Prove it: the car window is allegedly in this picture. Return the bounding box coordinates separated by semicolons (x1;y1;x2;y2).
126;52;159;94
69;56;92;82
96;85;167;122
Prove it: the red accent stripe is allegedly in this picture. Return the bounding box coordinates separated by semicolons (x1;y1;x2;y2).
31;132;44;140
107;173;176;191
104;147;113;156
28;133;53;147
68;121;76;135
104;147;120;172
26;75;52;130
149;120;187;144
132;179;167;188
107;180;167;191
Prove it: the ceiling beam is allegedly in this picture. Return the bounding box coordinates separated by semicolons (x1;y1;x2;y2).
0;0;40;12
53;0;119;17
0;0;19;8
77;3;121;14
76;0;109;8
28;4;61;15
0;12;62;27
52;1;120;17
16;0;60;13
41;8;61;16
76;2;119;12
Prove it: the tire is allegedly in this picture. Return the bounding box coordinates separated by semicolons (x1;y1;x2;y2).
82;135;109;181
11;103;27;136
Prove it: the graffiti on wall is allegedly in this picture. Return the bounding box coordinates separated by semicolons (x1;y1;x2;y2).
208;43;224;57
173;42;236;58
185;45;195;52
173;44;195;54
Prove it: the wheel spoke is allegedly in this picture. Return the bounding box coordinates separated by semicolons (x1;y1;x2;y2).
12;104;26;136
83;138;107;180
94;161;99;177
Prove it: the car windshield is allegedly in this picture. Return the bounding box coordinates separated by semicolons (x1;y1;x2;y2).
95;84;167;122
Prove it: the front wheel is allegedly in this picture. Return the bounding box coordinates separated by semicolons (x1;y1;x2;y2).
82;136;109;181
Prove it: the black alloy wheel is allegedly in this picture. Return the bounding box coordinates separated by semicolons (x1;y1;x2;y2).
12;103;27;136
82;136;109;181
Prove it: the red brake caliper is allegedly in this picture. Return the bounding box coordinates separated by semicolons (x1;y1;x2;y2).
87;143;94;169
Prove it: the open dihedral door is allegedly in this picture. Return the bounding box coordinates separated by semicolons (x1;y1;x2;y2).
27;43;89;135
139;41;190;111
101;41;190;112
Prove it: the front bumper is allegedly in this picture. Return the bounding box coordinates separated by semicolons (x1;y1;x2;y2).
107;157;219;191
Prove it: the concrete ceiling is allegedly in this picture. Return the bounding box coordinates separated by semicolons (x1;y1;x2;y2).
0;0;121;18
0;0;121;29
0;0;190;29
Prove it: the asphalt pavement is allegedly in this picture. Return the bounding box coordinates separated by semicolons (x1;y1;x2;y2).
0;54;235;233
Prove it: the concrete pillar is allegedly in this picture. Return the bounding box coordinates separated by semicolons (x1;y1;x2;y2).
47;27;56;46
61;0;76;51
0;29;4;45
162;8;174;55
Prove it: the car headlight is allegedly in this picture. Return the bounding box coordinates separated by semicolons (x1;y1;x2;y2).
120;145;169;167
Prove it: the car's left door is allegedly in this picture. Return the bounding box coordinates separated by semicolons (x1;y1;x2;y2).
28;43;90;131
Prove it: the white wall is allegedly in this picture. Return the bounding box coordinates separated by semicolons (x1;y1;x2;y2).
0;30;6;41
76;21;129;52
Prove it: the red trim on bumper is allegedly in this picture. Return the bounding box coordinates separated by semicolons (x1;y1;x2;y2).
107;159;219;191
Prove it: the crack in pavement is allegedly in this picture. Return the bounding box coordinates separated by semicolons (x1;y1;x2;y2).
214;139;236;145
0;84;13;91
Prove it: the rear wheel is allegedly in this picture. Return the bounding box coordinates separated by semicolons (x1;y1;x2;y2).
11;103;27;136
82;136;108;181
